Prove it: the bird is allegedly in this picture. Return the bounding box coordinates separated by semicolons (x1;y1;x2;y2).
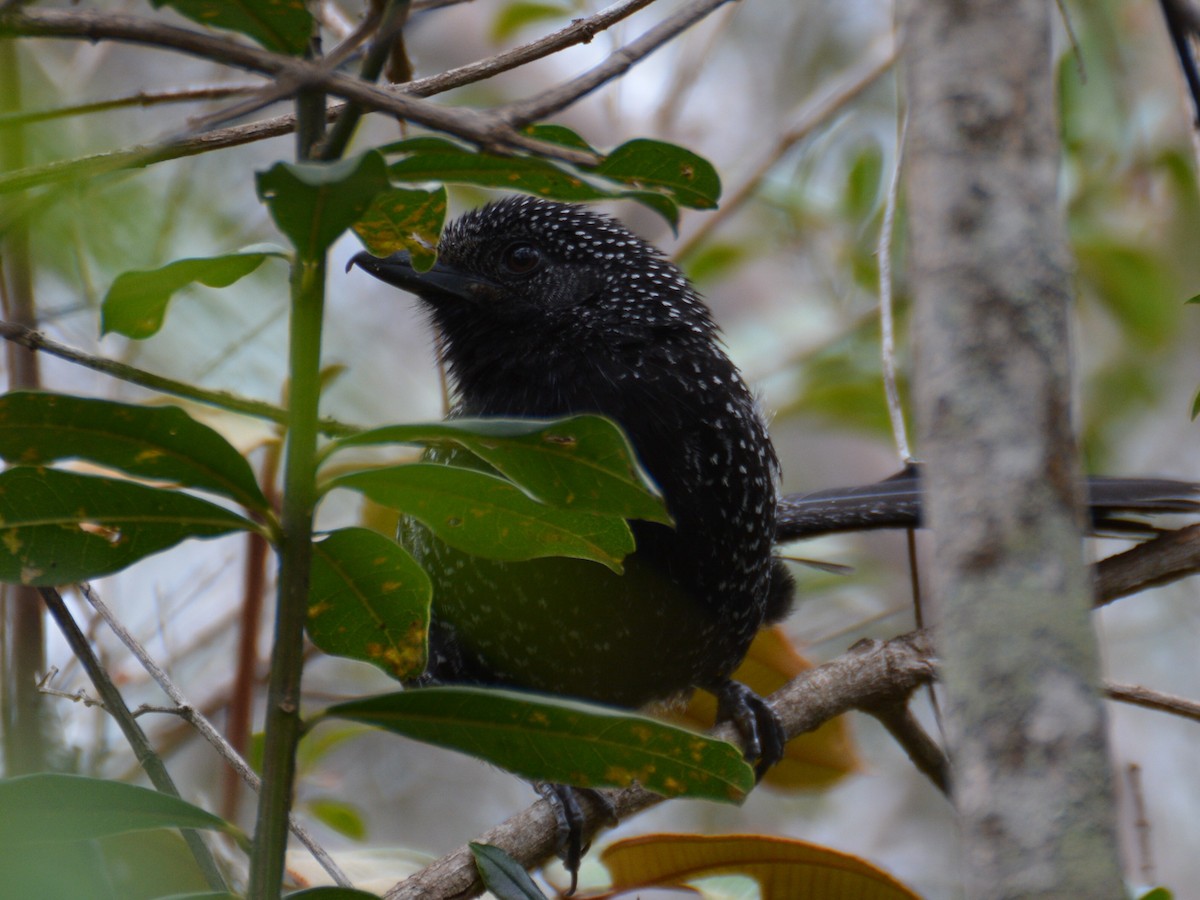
349;195;794;878
349;195;1200;882
777;462;1200;540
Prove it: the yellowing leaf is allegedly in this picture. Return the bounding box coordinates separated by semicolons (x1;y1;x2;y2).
602;833;921;900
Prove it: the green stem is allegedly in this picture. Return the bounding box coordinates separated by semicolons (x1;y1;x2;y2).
0;35;51;777
246;255;326;898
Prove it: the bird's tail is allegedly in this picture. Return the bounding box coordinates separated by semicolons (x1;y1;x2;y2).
776;463;1200;542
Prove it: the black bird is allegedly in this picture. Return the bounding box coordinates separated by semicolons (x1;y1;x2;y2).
351;196;792;733
349;196;1199;879
350;196;793;874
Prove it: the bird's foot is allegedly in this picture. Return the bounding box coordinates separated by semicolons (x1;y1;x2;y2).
535;782;619;895
712;679;786;780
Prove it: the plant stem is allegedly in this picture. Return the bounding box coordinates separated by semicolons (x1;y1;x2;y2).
0;38;51;777
247;255;326;898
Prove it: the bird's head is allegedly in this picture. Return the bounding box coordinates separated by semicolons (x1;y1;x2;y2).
348;196;716;349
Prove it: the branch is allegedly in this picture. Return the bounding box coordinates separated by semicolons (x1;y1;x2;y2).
78;584;352;888
40;587;229;892
0;0;660;194
0;82;265;127
674;42;896;259
0;319;357;436
0;8;594;167
1107;681;1200;724
384;631;935;900
501;0;735;125
1094;523;1200;604
406;0;660;99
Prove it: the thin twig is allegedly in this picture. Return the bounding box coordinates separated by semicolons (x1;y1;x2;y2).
675;42;896;260
878;105;911;462
0;7;597;167
0;83;266;127
864;698;948;794
78;584;352;888
407;0;659;99
501;0;735;125
1107;681;1200;724
653;3;738;134
39;588;229;892
0;0;658;196
1124;763;1156;885
0;319;358;436
1094;523;1200;605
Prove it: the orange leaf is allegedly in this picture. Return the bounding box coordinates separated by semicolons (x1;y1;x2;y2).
600;833;921;900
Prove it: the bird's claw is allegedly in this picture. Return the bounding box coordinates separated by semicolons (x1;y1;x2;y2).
713;679;785;780
536;782;618;895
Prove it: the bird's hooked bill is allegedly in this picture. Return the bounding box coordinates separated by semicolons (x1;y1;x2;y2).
347;250;497;303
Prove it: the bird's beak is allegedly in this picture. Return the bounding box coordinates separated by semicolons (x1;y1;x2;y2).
347;250;496;303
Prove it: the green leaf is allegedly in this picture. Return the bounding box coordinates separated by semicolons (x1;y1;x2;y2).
0;774;236;845
352;186;447;272
257;151;391;259
491;1;570;41
387;137;610;202
150;0;313;55
522;123;598;154
329;416;669;524
682;242;747;284
330;464;634;571
1136;890;1173;900
324;687;755;801
1075;239;1179;346
288;889;383;899
307;798;367;840
1192;388;1200;421
101;245;286;339
0;392;268;511
595;139;722;209
0;468;252;585
380;135;686;227
308;527;431;680
470;842;548;900
0;830;216;900
843;142;885;222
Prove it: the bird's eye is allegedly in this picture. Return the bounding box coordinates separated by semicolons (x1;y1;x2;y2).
501;242;542;275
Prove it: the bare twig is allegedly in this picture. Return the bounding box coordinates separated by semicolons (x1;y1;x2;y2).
0;83;266;127
406;0;659;99
501;0;735;125
0;319;358;436
653;3;738;133
1094;524;1200;605
1124;763;1156;885
384;631;935;900
39;588;229;892
863;698;948;794
0;0;660;196
1107;681;1200;724
675;42;896;260
0;8;594;166
78;584;352;888
879;104;911;463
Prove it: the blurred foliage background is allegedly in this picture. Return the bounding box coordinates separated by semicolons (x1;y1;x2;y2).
3;0;1199;896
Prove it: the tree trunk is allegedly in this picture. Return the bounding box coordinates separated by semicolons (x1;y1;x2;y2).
902;1;1125;896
